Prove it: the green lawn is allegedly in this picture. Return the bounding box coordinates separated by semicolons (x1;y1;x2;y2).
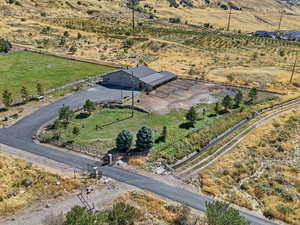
0;51;114;97
42;106;251;158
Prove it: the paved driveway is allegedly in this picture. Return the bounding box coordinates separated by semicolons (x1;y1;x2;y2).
0;84;277;225
3;84;139;141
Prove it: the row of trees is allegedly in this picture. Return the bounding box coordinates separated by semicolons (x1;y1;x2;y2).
184;88;258;126
116;126;154;152
1;83;44;108
58;200;249;225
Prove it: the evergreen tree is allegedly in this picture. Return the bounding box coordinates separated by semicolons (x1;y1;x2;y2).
206;201;250;225
36;83;44;96
234;90;243;107
136;126;154;151
248;87;258;103
116;129;133;152
2;89;13;108
20;86;30;103
186;106;197;124
83;99;96;115
222;95;232;111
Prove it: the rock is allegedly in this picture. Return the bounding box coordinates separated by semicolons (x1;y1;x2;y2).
21;178;33;187
45;204;51;208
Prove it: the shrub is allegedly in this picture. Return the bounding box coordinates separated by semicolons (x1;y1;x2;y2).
206;201;250;225
0;38;12;53
83;99;96;115
123;39;134;48
263;209;275;219
108;202;139;225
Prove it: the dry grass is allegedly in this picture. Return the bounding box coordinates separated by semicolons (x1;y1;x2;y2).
1;0;300;98
115;190;206;225
198;108;300;224
0;152;80;218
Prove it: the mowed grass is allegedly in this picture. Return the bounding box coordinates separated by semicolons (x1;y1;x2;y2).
0;51;114;97
57;108;187;151
46;105;251;155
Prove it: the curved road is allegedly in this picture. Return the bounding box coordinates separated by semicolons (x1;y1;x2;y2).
0;84;278;225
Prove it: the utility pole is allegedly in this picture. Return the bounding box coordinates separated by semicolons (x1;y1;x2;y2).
131;72;135;117
278;12;284;31
290;52;298;84
132;6;135;31
226;8;232;32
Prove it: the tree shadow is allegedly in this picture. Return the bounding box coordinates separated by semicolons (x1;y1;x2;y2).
208;113;217;118
218;109;229;115
179;122;194;129
75;112;90;119
0;108;7;113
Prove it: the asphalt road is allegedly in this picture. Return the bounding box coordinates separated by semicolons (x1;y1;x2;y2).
0;84;277;225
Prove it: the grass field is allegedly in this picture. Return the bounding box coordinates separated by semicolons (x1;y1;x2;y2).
0;51;114;97
41;89;276;160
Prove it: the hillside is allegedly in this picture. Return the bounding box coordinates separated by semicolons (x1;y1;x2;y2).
1;0;300;96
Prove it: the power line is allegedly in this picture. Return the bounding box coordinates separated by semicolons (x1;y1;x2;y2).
132;6;135;31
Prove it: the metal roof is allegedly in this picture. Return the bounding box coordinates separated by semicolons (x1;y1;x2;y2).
107;66;177;87
140;71;177;87
122;65;157;79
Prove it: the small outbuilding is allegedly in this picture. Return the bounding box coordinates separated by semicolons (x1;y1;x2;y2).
103;65;177;91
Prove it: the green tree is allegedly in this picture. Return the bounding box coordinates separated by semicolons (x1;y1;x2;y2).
234;90;243;107
116;129;133;152
36;83;44;96
20;86;30;103
58;105;74;125
2;89;13;108
83;99;96;115
222;95;232;111
206;201;250;225
136;126;154;151
63;206;96;225
72;126;80;136
186;106;197;124
248;87;258;103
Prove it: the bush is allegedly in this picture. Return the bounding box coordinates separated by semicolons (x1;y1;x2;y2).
169;18;181;24
263;209;275;219
108;202;139;225
206;201;250;225
0;38;12;53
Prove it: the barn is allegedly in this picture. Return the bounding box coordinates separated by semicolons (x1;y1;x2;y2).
102;65;177;91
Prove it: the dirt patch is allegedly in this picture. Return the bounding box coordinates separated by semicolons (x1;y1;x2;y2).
135;79;233;114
